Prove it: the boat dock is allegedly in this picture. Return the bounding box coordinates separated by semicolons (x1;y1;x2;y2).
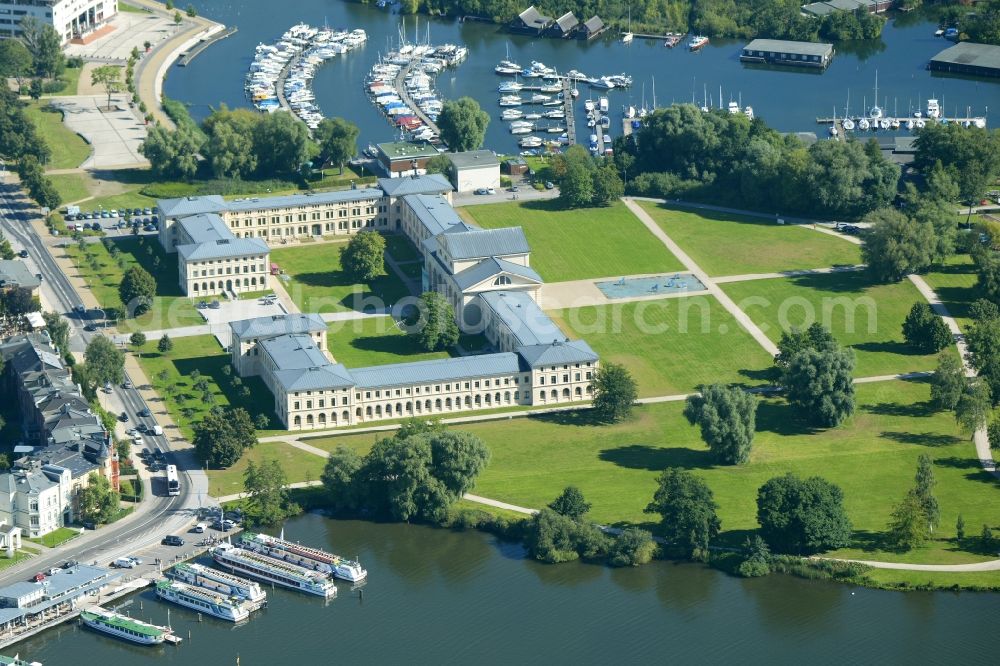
395;60;441;139
816;115;986;129
561;78;576;146
176;26;237;66
628;31;685;43
596;123;606;154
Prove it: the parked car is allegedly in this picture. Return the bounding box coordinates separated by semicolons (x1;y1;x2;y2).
119;411;129;422
63;560;79;569
133;208;143;216
123;380;133;389
162;535;184;546
91;222;101;232
143;225;155;232
138;408;151;417
109;209;119;217
209;301;221;309
112;557;136;569
487;187;496;195
544;181;555;190
191;523;207;534
152;424;164;436
83;324;97;332
143;207;153;215
196;301;208;309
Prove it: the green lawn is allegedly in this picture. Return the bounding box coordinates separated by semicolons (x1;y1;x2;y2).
26;527;79;548
924;253;979;333
0;550;34;572
43;65;83;96
64;235;203;332
548;295;774;397
271;241;410;314
206;440;327;498
118;1;146;12
327;316;450;368
310;379;998;564
49;173;91;204
460;200;684;282
383;233;422;263
24;101;91;169
84;190;158;214
136;335;279;441
721;271;944;377
637;201;862;277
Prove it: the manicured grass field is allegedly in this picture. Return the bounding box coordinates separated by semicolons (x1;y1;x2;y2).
118;1;146;12
84;190;158;214
924;253;979;333
460;200;684;282
26;527;79;548
136;335;279;441
327;316;450;368
49;173;91;204
24;101;91;169
548;295;774;397
64;236;203;332
721;271;943;377
45;65;83;96
205;440;327;498
309;379;997;564
270;241;410;314
637;201;862;277
383;233;422;263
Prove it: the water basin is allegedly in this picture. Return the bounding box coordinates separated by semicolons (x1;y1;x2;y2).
596;274;707;299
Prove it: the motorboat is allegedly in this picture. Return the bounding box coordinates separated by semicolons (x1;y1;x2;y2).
743;106;754;120
727;101;740;115
584;99;595;112
498;81;523;93
499;95;523;107
495;59;522;75
510;126;532;134
688;35;709;51
927;99;940;118
501;108;524;120
519;136;543;148
599;96;609;113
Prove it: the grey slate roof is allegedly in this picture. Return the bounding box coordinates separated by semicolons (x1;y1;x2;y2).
176;213;231;244
516;339;599;368
230;314;327;342
479;290;565;347
453;257;542;291
274;364;354;391
378;173;452;197
0;260;40;290
582;16;604;33
0;469;57;496
177;237;269;261
157;195;227;218
440;227;530;261
931;42;1000;71
553;11;579;32
259;334;330;370
401;194;472;238
517;6;552;28
800;1;837;15
743;39;834;57
351;353;522;388
447;150;500;170
227;188;380;213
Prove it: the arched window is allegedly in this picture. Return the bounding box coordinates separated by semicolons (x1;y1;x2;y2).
550;390;558;400
424;400;431;411
465;396;472;406
504;391;511;403
306;414;314;427
493;275;512;286
575;387;582;396
475;394;482;405
562;388;570;398
318;413;327;425
293;415;301;427
435;399;442;410
445;397;452;409
331;412;338;423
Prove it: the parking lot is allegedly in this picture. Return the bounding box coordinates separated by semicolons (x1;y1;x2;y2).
65;206;159;235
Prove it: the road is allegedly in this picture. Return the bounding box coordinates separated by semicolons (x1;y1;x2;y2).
0;179;210;586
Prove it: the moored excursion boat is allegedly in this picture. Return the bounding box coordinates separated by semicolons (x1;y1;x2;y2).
211;543;338;597
240;532;367;582
0;656;42;666
80;609;178;645
156;579;250;623
170;562;268;605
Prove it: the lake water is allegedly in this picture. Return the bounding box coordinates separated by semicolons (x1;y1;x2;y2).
166;2;1000;154
12;513;999;664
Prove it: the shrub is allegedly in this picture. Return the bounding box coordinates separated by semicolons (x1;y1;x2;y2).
607;528;656;567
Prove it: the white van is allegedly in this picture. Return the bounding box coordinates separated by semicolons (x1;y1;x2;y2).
113;557;136;569
152;425;164;436
192;522;207;533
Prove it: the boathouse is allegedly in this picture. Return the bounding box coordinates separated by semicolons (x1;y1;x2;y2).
549;12;579;38
510;6;553;35
800;0;890;17
375;141;442;176
740;39;834;69
577;16;606;40
929;42;1000;79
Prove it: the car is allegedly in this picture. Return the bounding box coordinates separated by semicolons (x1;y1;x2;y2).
81;521;96;530
119;411;129;422
162;535;184;546
544;181;555;190
123;380;133;389
82;222;92;230
151;215;159;224
212;519;230;531
133;208;142;216
143;207;153;215
35;273;43;282
83;324;97;332
152;424;163;436
510;185;519;192
138;407;151;417
63;559;79;569
191;523;207;534
118;221;127;229
136;423;148;434
91;222;101;232
209;301;221;309
841;224;861;235
143;225;155;232
100;211;110;219
473;188;488;195
487;187;496;195
125;427;137;436
112;557;136;569
65;213;75;222
109;209;118;217
196;300;208;309
73;304;86;314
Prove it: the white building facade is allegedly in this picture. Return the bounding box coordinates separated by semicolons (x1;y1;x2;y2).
0;0;117;43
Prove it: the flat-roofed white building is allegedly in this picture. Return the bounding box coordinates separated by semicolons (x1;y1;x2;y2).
446;150;501;193
0;0;117;43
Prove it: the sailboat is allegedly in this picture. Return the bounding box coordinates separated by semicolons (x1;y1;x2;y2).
842;90;855;131
829;107;839;137
622;5;634;43
869;71;883;120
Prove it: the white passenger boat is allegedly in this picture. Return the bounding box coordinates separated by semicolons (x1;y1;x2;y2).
211;543;338;597
156;579;250;623
170;562;268;605
80;609;178;645
240;532;367;582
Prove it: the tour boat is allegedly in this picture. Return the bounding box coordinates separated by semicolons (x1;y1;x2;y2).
0;656;42;666
240;532;367;582
688;35;709;51
156;579;250;623
170;562;268;605
211;543;338;597
80;609;176;646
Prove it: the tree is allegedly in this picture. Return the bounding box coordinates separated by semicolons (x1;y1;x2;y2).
415;291;458;352
989;418;1000;450
314;117;359;174
158;333;173;354
913;453;939;532
185;4;197;16
20;18;64;79
357;434;442;521
591;163;624;206
76;473;120;524
165;0;174;8
424;154;452;177
955;378;991;437
756;473;852;554
90;65;123;110
28;78;42;101
684;383;758;465
139;125;201;180
2;287;38;317
591;362;638;423
119;264;156;316
42;311;69;352
201;106;258;179
956;513;966;541
931;352;966;411
83;336;125;386
173;11;182;24
774;322;837;368
559;160;595;208
644;468;721;559
548;486;591;520
339;230;385;283
243;459;298;526
737;535;772;578
437;97;490;152
965;297;1000;400
193;407;257;467
902;302;952;353
782;346;856;427
129;331;146;356
861;208;936;282
886;489;930;551
427;430;490;498
0;39;33;92
321;445;363;512
254;413;269;429
253;110;313;177
607;528;656;567
523;508;609;563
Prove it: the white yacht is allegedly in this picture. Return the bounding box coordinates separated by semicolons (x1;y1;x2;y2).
927;99;940;118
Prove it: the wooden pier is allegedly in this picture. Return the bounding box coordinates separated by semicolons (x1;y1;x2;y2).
561;78;576;146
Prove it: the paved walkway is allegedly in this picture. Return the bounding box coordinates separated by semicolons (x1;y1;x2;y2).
49;95;148;168
540;273;708;310
623;197;779;357
713;265;864;284
65;9;180;62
